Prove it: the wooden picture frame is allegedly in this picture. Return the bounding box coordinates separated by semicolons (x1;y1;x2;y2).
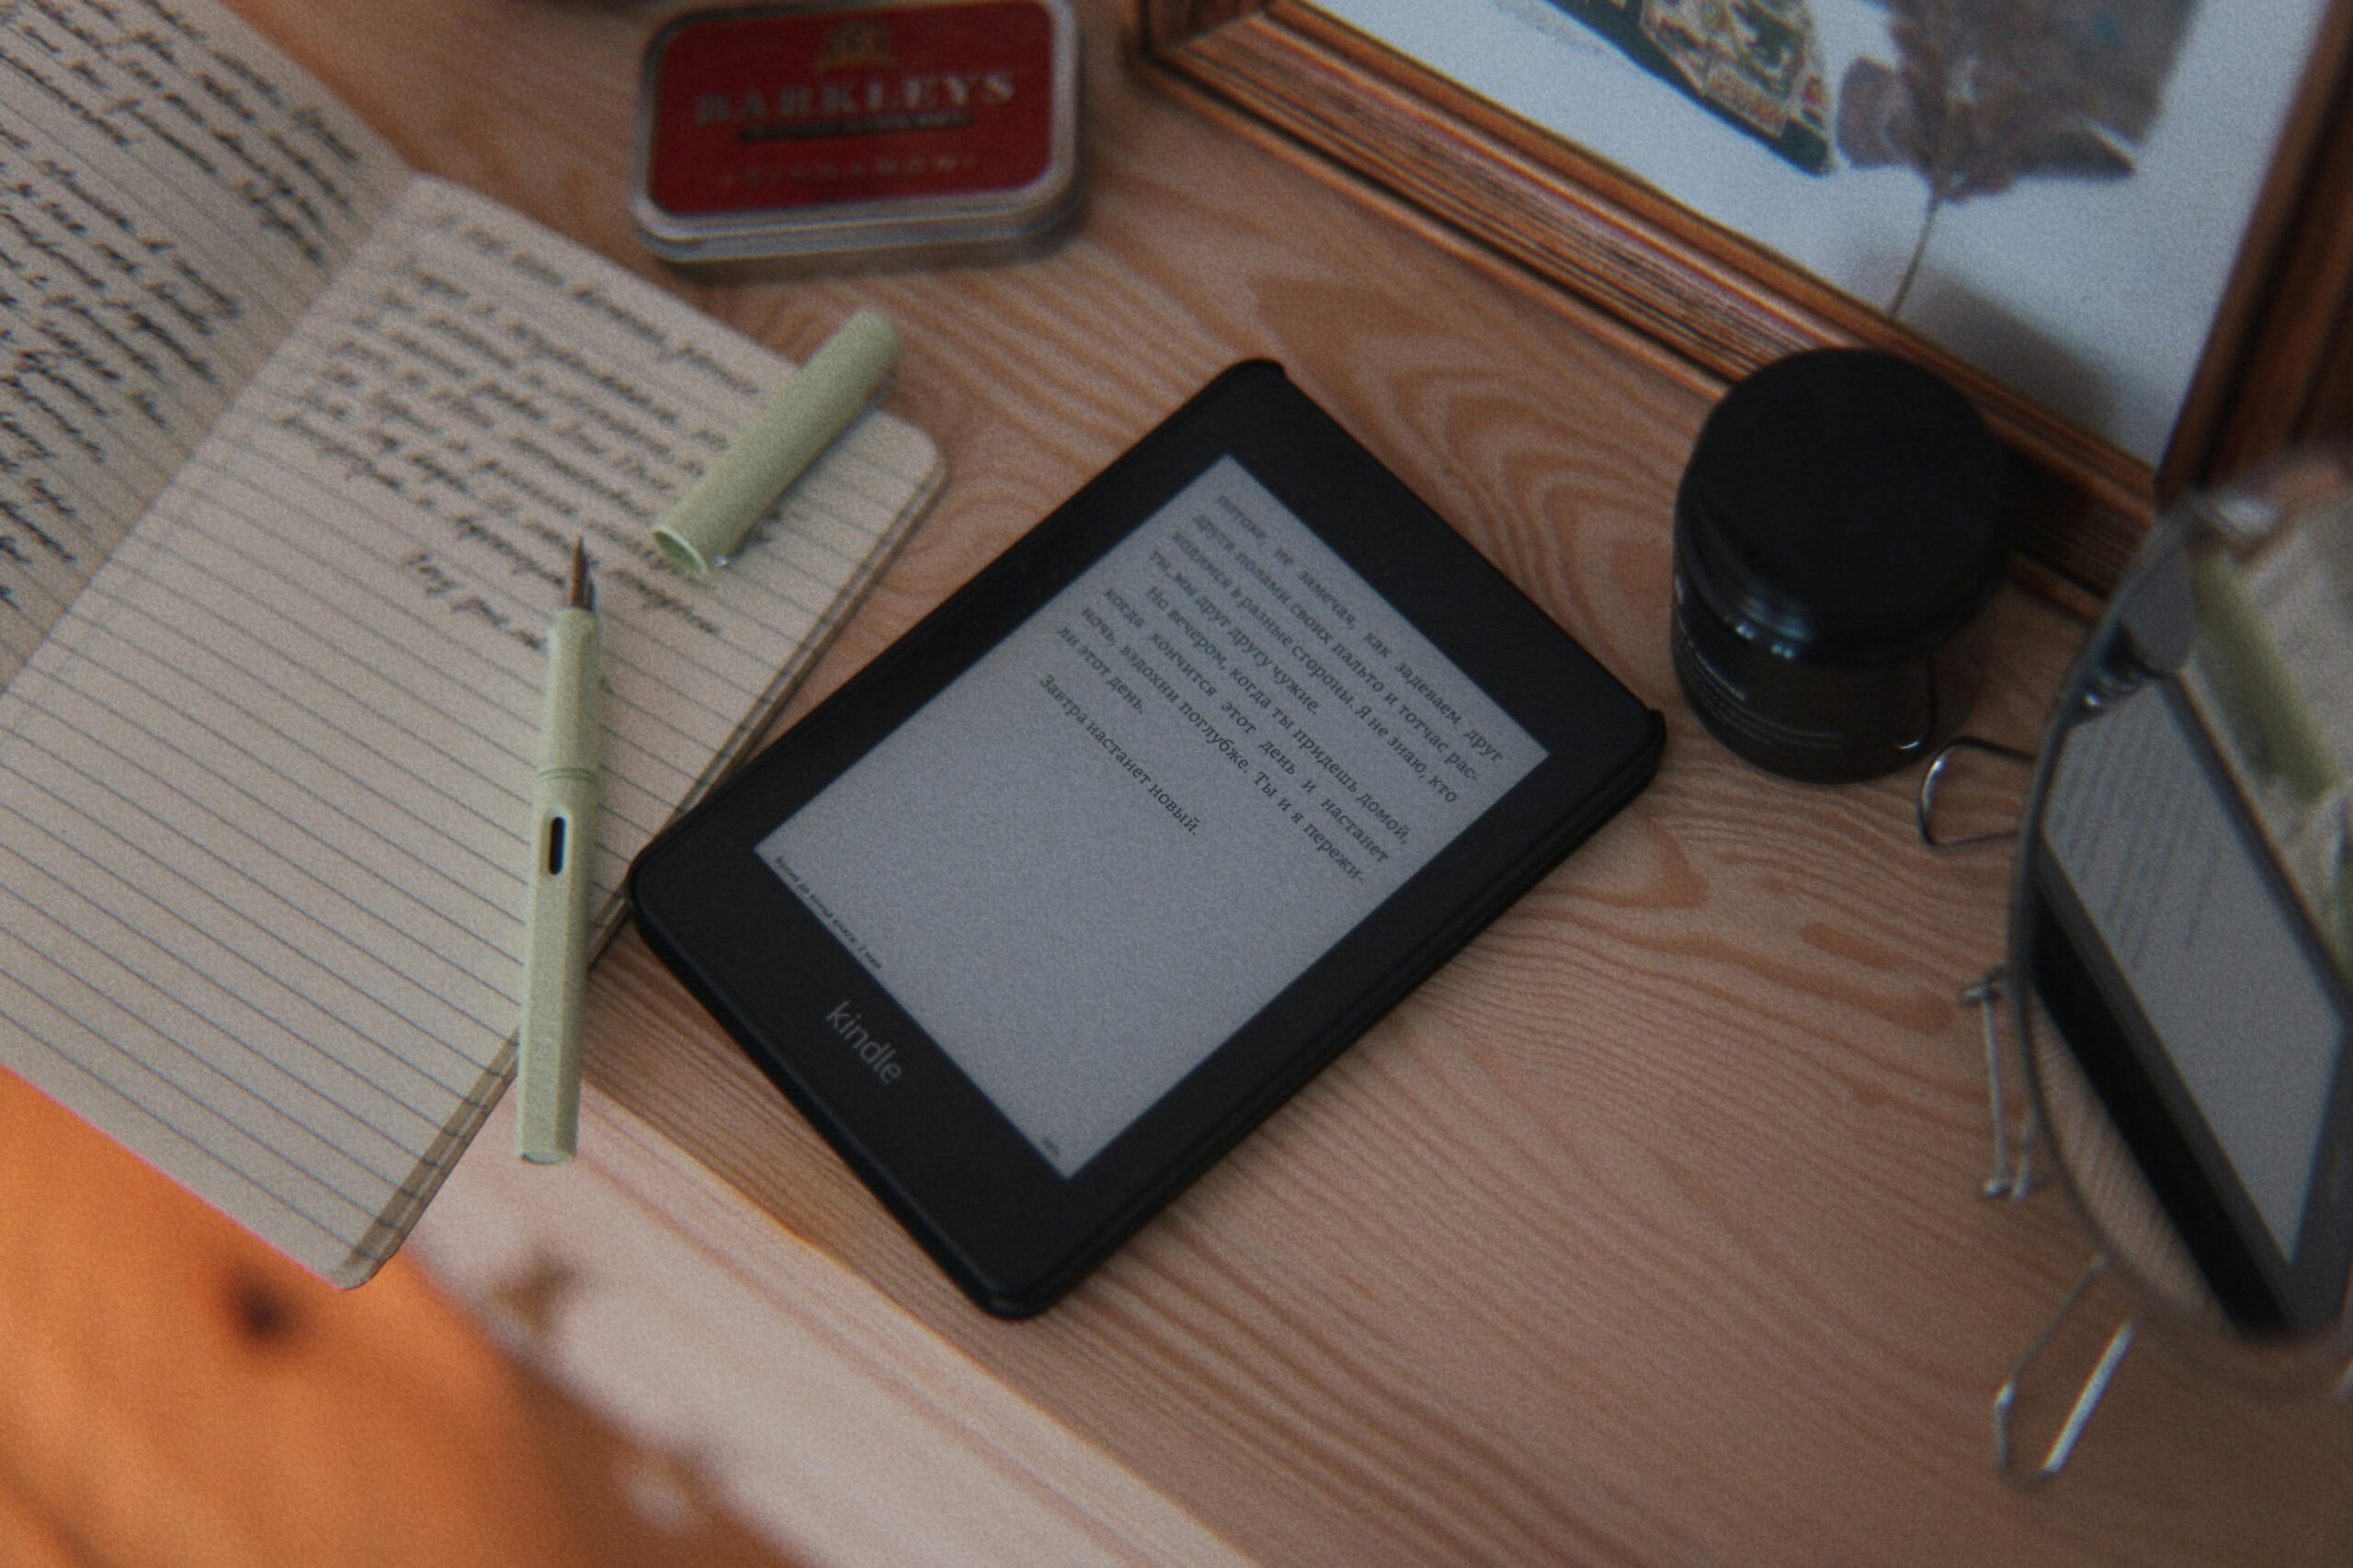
1141;0;2353;592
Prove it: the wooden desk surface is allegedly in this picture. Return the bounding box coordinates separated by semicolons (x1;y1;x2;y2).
6;0;2351;1562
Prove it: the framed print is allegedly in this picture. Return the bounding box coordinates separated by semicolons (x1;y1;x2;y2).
1143;0;2353;591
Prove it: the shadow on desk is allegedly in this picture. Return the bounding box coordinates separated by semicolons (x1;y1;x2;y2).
0;1066;790;1568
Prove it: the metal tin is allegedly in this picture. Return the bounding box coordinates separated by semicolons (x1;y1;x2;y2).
632;0;1081;266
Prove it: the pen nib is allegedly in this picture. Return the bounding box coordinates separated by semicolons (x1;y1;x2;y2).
567;538;594;611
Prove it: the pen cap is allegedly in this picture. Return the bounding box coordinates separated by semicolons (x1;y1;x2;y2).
653;308;902;576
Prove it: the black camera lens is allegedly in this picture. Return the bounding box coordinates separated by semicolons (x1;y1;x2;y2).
1670;348;2007;784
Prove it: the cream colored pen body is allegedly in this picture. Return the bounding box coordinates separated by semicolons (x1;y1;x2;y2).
517;540;601;1164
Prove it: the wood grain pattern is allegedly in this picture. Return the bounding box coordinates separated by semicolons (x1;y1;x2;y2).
1143;0;2353;597
12;0;2351;1561
411;1090;1256;1564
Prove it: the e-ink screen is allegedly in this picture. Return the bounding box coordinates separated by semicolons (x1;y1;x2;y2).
2043;681;2345;1256
757;456;1545;1176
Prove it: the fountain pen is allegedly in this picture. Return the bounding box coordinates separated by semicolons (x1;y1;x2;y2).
517;540;602;1164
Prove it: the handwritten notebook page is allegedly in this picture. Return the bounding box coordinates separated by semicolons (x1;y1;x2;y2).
0;177;942;1283
0;0;409;687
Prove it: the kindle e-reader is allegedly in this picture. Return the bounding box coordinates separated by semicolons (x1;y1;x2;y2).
2028;676;2353;1335
630;362;1664;1315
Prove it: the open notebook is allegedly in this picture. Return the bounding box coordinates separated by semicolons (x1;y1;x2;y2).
0;0;942;1284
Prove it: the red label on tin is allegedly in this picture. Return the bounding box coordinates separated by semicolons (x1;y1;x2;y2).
647;2;1058;218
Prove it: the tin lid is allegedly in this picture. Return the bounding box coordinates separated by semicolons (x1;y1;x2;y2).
1674;348;2008;662
633;0;1081;265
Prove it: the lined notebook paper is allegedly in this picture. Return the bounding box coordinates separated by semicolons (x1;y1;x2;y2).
0;0;940;1285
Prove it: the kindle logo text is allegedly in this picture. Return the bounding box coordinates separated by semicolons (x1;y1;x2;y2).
826;1001;903;1086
